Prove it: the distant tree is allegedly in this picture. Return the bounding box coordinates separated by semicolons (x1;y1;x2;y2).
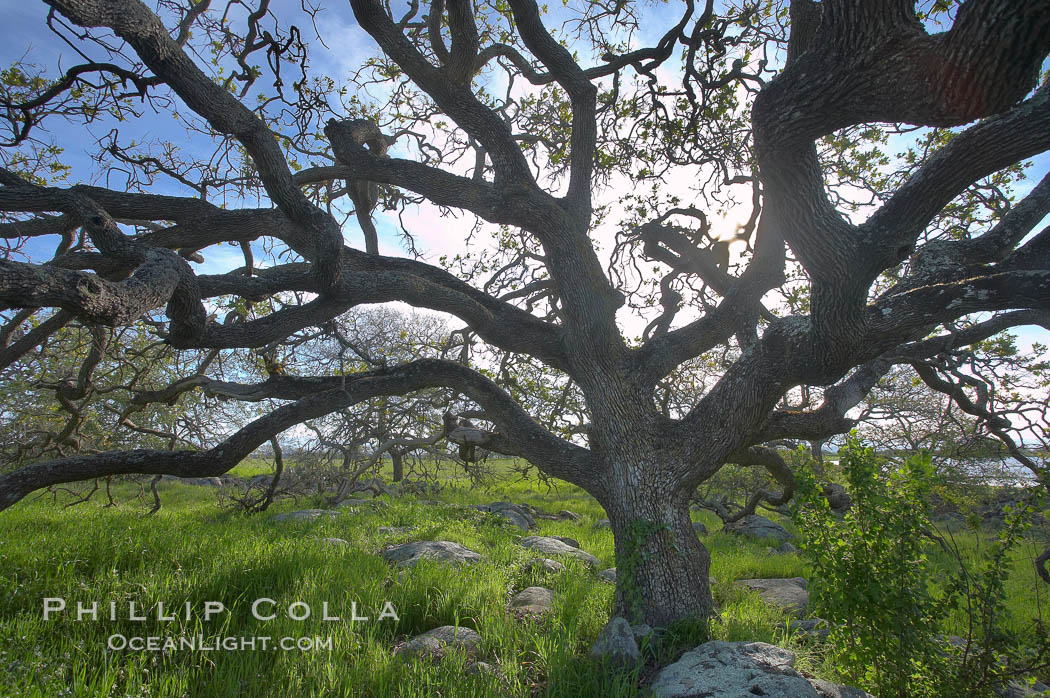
1;0;1049;625
293;306;457;489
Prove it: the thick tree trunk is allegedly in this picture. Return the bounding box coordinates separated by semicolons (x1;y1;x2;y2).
391;449;404;483
604;482;713;626
579;373;717;628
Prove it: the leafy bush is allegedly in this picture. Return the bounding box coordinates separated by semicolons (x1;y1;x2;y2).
792;437;1048;697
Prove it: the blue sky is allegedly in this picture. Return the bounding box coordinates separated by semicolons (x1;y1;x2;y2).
1;0;1047;355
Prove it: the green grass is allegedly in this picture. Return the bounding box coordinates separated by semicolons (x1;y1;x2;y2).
0;470;1046;697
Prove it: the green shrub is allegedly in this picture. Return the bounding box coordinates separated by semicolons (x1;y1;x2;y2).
792;437;1048;697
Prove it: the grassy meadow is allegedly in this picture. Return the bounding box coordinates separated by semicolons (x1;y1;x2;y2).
0;458;1047;697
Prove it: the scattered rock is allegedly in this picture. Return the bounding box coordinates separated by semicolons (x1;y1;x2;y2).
165;474;247;487
997;679;1050;697
937;639;1050;697
487;502;536;530
340;497;386;511
975;489;1031;525
593;519;612;529
271;509;339;523
525;558;565;574
399;479;442;496
550;535;581;549
508;586;556;615
352;477;394;497
773;541;799;555
176;476;222;487
465;661;496;675
383;541;484;569
735;577;809;613
589;617;640;669
557;510;581;521
315;537;349;547
631;623;654;642
395;625;482;660
812;679;876;697
692;521;708;536
518;536;599;567
823;483;852;511
721;514;793;542
498;509;533;530
648;641;817;697
789;617;831;640
377;526;413;535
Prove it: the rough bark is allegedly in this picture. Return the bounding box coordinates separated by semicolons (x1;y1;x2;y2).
0;0;1047;630
601;460;714;625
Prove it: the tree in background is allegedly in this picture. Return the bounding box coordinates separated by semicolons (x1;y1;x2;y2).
0;0;1049;626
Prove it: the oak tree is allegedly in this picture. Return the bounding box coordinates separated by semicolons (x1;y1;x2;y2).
1;0;1049;625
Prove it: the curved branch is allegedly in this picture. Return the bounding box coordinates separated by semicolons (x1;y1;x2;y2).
754;357;892;443
348;0;534;187
0;310;74;371
718;445;795;524
863;83;1050;273
46;0;345;290
506;0;597;214
0;358;595;510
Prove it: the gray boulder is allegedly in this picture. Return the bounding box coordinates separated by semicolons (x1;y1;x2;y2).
593;519;612;529
395;625;482;659
589;617;640;669
383;541;484;569
489;502;536;529
722;514;793;542
735;577;809;613
550;535;581;549
498;509;533;530
789;617;831;640
693;521;709;536
352;477;394;497
997;679;1050;697
631;623;654;642
518;536;599;567
812;679;876;697
399;479;441;496
271;509;339;523
177;476;222;487
525;558;565;574
823;483;852;511
377;526;414;535
315;537;349;547
649;641;818;697
341;497;386;511
774;541;799;555
508;586;556;615
557;510;581;521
